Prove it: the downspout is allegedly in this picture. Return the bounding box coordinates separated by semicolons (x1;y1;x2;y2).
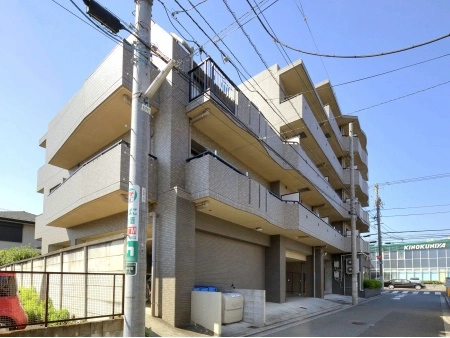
149;212;157;317
313;246;316;298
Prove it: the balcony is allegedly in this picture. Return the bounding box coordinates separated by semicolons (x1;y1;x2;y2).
41;141;157;228
356;204;370;232
278;95;343;189
186;152;365;253
343;168;369;207
323;105;345;156
344;234;370;253
189;58;237;115
187;58;352;224
342;136;368;181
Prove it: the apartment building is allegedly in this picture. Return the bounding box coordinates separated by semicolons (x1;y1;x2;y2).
35;22;370;327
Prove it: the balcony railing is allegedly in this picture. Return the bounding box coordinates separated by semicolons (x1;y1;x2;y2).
189;57;237;114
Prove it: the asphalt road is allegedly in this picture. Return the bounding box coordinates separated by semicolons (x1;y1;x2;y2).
265;290;449;337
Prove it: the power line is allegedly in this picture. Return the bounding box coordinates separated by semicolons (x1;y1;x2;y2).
230;0;353;197
378;173;450;187
247;2;450;59
334;53;450;87
383;210;450;218
292;0;330;79
172;0;208;15
382;203;450;211
384;229;450;234
350;80;450;115
172;0;354;213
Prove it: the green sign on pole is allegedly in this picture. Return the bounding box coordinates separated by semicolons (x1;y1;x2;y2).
126;185;140;275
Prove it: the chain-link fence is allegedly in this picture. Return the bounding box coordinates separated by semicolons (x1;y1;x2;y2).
0;271;124;330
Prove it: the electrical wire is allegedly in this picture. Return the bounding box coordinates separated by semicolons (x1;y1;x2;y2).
334;53;450;87
351;80;450;115
163;2;354;217
172;0;208;15
378;173;450;187
59;0;365;225
292;0;330;79
247;1;450;59
225;0;353;200
383;210;450;218
382;203;450;211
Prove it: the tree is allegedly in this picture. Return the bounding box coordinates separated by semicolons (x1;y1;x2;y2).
0;245;40;266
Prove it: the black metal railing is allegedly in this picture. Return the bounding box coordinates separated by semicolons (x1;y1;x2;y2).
189;57;237;114
0;271;124;330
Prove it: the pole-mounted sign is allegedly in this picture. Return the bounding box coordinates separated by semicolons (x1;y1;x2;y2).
126;185;140;276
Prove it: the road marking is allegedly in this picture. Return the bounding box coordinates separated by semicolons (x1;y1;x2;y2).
435;292;442;295
402;291;409;294
424;292;430;294
412;291;418;295
392;291;399;293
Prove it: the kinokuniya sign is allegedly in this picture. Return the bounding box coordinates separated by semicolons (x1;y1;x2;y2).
403;242;447;250
370;240;450;253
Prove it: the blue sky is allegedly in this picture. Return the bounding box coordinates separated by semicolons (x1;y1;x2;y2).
0;1;449;243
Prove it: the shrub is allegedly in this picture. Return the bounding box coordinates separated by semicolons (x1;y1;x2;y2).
0;245;40;266
422;280;443;285
363;279;382;289
19;287;70;325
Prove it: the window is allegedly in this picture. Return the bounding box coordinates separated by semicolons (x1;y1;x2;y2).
0;221;23;243
397;251;405;260
429;249;438;259
383;251;390;260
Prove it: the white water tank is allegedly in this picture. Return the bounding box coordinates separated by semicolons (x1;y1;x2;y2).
222;292;243;324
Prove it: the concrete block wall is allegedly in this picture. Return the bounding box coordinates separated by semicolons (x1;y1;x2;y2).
0;318;124;337
235;289;265;327
2;237;126;322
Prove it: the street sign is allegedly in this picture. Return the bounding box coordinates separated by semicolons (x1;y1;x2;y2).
126;185;140;267
126;262;137;276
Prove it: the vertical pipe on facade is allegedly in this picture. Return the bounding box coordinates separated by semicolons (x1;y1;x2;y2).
313;246;316;298
150;212;157;317
350;122;358;305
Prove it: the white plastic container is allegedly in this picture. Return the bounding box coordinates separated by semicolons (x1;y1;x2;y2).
222;292;243;324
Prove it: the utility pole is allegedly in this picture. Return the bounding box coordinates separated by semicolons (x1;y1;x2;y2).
375;184;383;288
349;122;358;305
83;1;152;335
124;0;152;336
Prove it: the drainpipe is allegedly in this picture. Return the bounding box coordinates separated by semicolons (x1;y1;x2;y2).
149;212;157;317
313;246;316;298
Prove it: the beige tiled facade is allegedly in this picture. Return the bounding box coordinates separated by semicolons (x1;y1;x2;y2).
36;22;370;327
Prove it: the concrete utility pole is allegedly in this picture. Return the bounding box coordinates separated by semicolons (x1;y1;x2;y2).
124;0;152;336
375;184;383;288
349;122;358;305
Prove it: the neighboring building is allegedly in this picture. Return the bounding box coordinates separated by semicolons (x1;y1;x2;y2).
370;240;450;283
35;22;370;327
0;211;40;250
